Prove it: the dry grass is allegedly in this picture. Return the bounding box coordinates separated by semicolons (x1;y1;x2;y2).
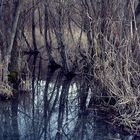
81;1;140;132
0;82;13;98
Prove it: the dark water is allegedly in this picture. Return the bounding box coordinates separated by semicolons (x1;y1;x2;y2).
0;70;138;140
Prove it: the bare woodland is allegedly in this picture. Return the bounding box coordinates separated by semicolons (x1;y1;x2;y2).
0;0;140;135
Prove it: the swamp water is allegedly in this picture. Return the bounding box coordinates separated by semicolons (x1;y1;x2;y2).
0;70;139;140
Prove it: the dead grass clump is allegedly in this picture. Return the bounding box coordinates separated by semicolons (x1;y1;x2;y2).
92;25;140;134
78;0;140;133
0;82;13;98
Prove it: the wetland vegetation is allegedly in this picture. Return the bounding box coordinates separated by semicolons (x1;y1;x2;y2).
0;0;140;139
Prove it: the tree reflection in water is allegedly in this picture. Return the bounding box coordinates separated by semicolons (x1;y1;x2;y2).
0;69;137;140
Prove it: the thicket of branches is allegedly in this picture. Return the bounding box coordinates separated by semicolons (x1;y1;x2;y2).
0;0;140;132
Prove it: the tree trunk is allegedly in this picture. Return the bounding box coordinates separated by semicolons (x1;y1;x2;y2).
4;0;22;83
44;1;55;65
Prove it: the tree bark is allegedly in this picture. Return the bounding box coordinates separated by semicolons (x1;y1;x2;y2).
44;0;55;65
4;0;22;83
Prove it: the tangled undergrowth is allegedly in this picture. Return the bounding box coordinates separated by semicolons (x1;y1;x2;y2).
62;0;140;134
80;19;140;133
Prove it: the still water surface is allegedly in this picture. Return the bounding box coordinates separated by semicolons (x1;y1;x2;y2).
0;70;138;140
